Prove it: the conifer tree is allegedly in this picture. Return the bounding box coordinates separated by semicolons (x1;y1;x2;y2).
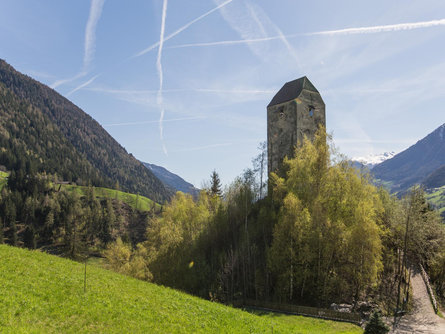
364;310;389;334
23;225;37;249
101;198;114;244
210;170;222;197
4;199;17;246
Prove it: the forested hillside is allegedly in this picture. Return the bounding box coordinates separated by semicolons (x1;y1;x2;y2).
0;59;171;203
0;170;155;255
143;162;199;196
423;164;445;189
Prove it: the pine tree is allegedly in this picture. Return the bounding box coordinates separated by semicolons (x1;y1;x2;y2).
210;170;222;197
23;225;37;249
4;199;17;246
101;198;114;244
364;310;389;334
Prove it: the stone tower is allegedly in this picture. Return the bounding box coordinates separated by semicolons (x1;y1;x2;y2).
267;76;325;174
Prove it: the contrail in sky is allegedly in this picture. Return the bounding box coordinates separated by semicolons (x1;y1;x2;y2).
67;74;100;96
167;18;445;49
83;0;106;71
157;0;168;155
89;87;274;94
50;71;86;89
167;36;283;49
51;0;105;89
103;116;205;127
133;0;233;57
309;18;445;35
175;142;233;152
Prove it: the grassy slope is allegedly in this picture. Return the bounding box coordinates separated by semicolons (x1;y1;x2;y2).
61;184;161;212
0;171;160;211
0;245;362;334
374;177;445;215
425;185;445;214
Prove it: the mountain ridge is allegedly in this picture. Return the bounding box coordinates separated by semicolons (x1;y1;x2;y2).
372;123;445;193
0;59;171;202
142;162;199;196
423;164;445;189
353;151;396;170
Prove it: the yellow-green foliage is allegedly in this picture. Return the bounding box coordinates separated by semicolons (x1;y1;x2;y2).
0;170;8;190
61;184;160;212
144;191;214;286
103;237;153;281
0;244;362;333
268;128;383;302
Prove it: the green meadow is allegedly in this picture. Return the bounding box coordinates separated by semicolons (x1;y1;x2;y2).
426;185;445;214
0;244;363;333
61;184;161;212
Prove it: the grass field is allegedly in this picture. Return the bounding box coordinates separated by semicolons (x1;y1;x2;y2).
61;184;161;212
425;186;445;214
0;171;160;212
0;245;363;333
0;170;8;190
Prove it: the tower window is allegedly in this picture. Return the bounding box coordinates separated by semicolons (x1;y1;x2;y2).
308;106;315;117
277;106;285;120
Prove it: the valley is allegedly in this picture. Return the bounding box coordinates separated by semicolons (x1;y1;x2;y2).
1;7;445;331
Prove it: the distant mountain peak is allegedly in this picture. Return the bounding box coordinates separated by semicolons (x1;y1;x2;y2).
142;162;199;196
372;123;445;193
353;151;396;169
438;123;445;141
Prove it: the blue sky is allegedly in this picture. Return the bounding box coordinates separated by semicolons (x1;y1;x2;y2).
1;0;445;187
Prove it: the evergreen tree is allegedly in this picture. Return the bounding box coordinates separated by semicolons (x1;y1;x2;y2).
364;310;389;334
4;199;17;246
210;170;222;197
101;198;114;244
23;225;37;249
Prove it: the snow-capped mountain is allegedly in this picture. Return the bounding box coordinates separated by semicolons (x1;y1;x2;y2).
353;152;396;169
373;123;445;193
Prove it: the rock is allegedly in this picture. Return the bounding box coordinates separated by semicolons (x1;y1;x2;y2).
337;304;353;313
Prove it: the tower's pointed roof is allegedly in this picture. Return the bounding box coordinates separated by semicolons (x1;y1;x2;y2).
267;76;319;107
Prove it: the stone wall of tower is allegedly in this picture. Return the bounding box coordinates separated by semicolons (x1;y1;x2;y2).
267;89;325;174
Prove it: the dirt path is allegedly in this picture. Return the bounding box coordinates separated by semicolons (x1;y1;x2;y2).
390;268;445;334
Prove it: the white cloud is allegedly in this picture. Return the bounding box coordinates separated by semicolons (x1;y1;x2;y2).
213;0;273;61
